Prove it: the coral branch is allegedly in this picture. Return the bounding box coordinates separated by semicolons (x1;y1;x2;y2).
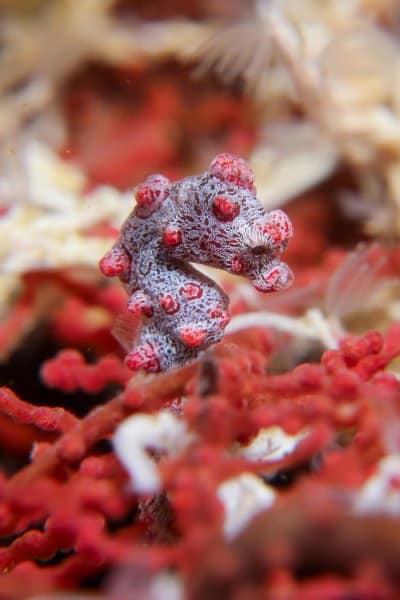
41;349;130;393
0;387;78;433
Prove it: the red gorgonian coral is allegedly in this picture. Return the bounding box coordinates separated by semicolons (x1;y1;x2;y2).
99;153;293;372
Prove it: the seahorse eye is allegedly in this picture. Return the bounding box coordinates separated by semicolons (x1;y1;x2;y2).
251;246;266;256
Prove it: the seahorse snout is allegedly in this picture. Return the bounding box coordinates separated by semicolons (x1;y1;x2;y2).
251;262;294;293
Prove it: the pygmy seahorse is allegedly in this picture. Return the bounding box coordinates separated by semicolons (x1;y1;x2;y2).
100;153;293;372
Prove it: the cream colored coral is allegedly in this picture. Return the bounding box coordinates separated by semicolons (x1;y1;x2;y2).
197;0;400;233
0;0;213;142
250;121;338;209
0;142;132;275
0;4;212;345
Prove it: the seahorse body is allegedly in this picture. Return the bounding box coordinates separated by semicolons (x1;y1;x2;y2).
100;154;293;372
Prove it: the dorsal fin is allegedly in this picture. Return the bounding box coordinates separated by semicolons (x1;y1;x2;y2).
111;311;140;352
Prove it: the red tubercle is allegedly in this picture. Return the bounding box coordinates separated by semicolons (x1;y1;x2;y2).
212;196;240;221
208;304;231;328
125;343;160;372
135;174;170;208
257;210;293;247
99;247;130;278
259;223;284;244
264;268;281;282
127;292;154;318
135;183;154;208
209;153;255;191
179;326;207;347
160;294;180;315
163;226;182;246
253;265;293;293
179;283;203;300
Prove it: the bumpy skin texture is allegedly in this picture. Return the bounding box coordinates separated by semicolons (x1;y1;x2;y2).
100;154;293;372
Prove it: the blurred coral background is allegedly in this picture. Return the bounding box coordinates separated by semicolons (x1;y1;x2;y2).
1;1;400;598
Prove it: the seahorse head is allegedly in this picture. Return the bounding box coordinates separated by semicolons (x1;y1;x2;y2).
175;153;294;292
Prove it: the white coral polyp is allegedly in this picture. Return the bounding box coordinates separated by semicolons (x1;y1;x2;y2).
113;411;195;494
234;425;309;463
354;455;400;516
217;473;275;540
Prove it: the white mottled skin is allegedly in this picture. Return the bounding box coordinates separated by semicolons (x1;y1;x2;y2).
101;154;293;371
